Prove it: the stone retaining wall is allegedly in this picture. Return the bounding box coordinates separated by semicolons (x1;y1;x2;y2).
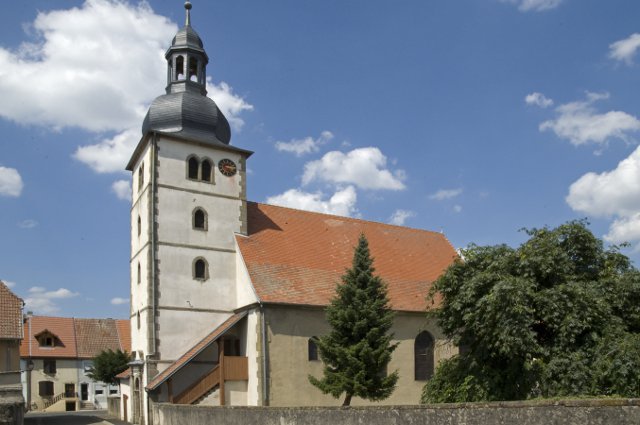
152;398;640;425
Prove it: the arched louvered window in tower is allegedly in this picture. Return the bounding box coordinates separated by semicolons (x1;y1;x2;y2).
201;159;212;182
194;258;208;280
187;156;199;180
193;208;207;230
415;331;435;381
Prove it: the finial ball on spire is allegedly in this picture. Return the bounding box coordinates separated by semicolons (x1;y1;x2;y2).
185;1;192;11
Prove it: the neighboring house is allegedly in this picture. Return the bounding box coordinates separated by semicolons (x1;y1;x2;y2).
120;4;460;425
0;281;25;425
20;316;130;412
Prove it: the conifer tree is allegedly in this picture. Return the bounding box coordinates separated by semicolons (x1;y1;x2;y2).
309;233;398;406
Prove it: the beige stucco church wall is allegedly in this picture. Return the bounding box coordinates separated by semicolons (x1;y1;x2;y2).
264;305;455;406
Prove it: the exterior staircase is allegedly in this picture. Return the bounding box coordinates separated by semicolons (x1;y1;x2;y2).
172;356;248;405
79;401;96;410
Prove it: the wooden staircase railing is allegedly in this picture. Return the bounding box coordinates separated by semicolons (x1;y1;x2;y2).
172;356;248;405
43;391;77;409
173;365;220;405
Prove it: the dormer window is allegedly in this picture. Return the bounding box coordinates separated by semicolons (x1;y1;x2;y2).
36;330;60;348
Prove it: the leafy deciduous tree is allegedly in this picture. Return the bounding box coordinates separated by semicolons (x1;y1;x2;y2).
422;220;640;403
309;234;398;406
88;349;131;386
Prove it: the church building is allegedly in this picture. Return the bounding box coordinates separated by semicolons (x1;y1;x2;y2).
121;3;458;424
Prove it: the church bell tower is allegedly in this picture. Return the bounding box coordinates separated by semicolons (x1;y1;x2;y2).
125;2;252;420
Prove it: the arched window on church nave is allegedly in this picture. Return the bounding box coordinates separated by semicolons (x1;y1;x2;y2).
193;208;207;231
308;337;319;361
187;156;199;180
193;257;208;281
201;159;213;183
414;331;435;381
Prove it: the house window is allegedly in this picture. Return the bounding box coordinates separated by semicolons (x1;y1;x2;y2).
187;156;199;180
308;337;319;361
193;258;208;280
39;381;54;397
201;159;212;182
415;331;435;381
43;359;57;375
193;208;207;230
138;162;144;192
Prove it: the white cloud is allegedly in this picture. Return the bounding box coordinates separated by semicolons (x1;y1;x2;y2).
453;205;463;213
389;209;415;226
540;92;640;146
429;188;463;201
609;33;640;65
18;220;38;229
525;92;554;108
604;214;640;247
0;166;23;197
0;0;174;132
3;281;16;289
0;1;252;176
567;146;640;248
275;131;334;156
111;297;129;305
266;186;358;217
206;81;254;131
302;147;406;191
567;146;640;218
501;0;564;12
24;286;79;314
111;179;132;201
74;128;139;174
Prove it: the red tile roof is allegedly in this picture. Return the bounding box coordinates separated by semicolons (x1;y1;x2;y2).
75;319;124;358
146;312;247;390
0;281;23;340
20;316;77;358
116;319;132;353
236;202;458;312
116;368;131;379
20;316;131;359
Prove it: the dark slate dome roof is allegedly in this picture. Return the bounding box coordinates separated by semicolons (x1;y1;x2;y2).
142;90;231;145
171;25;204;51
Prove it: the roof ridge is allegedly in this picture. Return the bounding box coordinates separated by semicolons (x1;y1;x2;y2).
250;201;446;237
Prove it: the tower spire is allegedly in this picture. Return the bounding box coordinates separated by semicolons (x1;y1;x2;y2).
185;1;192;26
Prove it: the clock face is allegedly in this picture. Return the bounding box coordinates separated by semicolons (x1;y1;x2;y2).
218;158;237;177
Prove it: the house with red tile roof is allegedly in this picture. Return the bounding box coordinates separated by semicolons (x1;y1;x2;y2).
0;281;25;425
122;4;458;424
20;315;130;412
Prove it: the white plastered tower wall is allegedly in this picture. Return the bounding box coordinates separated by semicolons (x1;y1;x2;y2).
127;3;253;422
128;133;250;422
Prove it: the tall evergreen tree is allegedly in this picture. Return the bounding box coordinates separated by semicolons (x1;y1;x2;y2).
309;233;398;406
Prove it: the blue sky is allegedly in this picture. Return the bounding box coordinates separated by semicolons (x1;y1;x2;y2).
1;0;639;318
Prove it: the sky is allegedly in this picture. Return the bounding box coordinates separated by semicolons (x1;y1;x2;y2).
1;0;639;318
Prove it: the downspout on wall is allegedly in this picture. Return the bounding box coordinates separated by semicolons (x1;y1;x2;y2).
260;303;269;406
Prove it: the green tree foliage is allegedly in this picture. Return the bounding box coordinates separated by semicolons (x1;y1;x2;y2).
422;220;640;403
87;349;131;386
309;234;399;406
